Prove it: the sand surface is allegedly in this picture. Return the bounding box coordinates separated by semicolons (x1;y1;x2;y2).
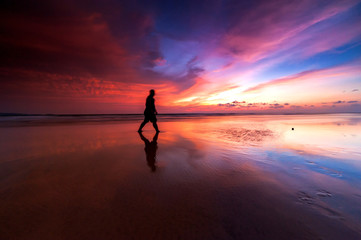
1;114;361;239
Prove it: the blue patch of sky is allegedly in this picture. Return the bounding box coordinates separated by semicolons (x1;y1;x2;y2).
153;0;227;41
152;1;361;84
249;3;361;84
254;41;361;83
152;37;202;77
201;55;234;72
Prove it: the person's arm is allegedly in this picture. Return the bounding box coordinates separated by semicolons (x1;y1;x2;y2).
153;98;158;115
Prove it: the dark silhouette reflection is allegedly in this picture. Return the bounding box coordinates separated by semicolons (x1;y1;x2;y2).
138;131;159;172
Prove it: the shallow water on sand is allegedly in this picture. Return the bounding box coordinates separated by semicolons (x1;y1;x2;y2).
1;114;361;239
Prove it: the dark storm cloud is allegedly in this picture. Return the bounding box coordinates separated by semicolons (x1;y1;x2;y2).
0;0;163;81
1;0;222;97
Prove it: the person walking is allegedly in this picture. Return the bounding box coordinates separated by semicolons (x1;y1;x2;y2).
138;89;160;132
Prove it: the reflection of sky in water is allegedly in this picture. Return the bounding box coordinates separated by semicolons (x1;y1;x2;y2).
168;114;361;194
1;114;361;238
158;114;361;228
1;114;360;180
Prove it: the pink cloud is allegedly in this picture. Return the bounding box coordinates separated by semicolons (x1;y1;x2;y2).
243;63;361;93
218;0;359;62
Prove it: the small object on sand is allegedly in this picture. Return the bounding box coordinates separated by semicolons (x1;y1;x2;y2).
292;128;294;130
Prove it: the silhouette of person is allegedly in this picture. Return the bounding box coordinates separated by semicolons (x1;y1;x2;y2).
138;131;159;172
138;89;160;132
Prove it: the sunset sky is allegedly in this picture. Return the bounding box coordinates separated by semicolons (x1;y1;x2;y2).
1;0;361;114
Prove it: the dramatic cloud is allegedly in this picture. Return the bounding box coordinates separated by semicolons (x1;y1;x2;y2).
0;0;360;113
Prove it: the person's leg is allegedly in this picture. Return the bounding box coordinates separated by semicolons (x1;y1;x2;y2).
150;115;159;132
138;119;148;132
152;121;160;132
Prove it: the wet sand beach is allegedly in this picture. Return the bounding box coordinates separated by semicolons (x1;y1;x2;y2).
1;114;361;239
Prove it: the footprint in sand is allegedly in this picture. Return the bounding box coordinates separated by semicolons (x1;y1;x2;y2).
316;190;332;198
297;191;343;220
297;191;314;205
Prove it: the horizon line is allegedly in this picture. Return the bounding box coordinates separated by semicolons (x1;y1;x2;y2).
1;112;361;117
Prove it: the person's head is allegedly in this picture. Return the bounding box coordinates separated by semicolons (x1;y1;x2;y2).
149;89;155;96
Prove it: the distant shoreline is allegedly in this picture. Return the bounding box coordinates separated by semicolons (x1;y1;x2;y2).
1;112;361;128
1;112;361;117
